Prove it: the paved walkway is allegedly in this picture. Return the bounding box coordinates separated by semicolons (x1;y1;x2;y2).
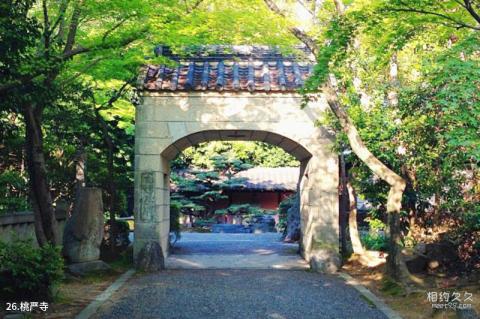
166;233;309;269
92;269;387;319
92;233;387;319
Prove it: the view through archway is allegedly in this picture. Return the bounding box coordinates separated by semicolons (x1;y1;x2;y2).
166;139;309;269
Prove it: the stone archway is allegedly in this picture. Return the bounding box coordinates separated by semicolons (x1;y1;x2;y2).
134;46;339;272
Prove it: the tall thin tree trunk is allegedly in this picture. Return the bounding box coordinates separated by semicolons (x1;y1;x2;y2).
324;76;412;283
264;0;414;284
24;104;59;246
93;106;117;253
339;153;349;256
386;183;411;281
346;179;364;255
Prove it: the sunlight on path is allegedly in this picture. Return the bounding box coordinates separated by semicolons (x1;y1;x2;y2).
166;233;309;270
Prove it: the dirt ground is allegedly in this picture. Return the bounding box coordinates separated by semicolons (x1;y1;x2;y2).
34;274;118;318
342;256;480;319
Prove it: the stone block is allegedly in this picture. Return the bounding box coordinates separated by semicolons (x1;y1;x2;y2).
154;204;168;221
136;122;171;138
160;157;170;173
154;172;169;188
161;144;180;160
249;130;268;141
154;191;170;208
134;222;163;240
135;137;165;155
186;131;206;145
135;154;161;171
63;188;104;263
135;240;165;271
278;138;300;153
136;102;155;122
168;122;188;141
160;233;170;257
138;172;156;222
309;248;340;274
174;137;192;152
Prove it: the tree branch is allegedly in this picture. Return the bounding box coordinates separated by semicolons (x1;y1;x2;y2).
98;77;136;110
42;0;50;51
1;29;145;96
263;0;320;56
50;0;70;42
464;0;480;24
187;0;204;13
63;0;84;54
101;15;136;43
388;6;480;30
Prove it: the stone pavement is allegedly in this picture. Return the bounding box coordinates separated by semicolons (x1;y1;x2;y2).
166;232;309;269
91;233;388;319
92;269;387;319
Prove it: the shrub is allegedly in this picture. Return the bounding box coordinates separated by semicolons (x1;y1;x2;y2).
361;217;389;251
0;239;64;301
193;218;216;227
277;195;296;233
170;201;182;239
214;204;262;216
0;170;29;215
361;233;388;251
454;207;480;271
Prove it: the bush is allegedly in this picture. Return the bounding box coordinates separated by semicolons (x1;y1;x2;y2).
170;201;181;239
454;207;480;271
193;218;216;227
0;170;29;214
214;204;262;216
361;217;388;251
361;233;388;251
0;239;64;301
277;195;296;233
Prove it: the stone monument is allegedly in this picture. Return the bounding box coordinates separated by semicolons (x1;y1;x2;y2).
63;187;110;275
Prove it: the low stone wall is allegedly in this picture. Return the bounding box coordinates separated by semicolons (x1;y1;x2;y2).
0;211;67;246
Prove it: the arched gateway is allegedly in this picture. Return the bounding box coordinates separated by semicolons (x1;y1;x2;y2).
134;46;339;272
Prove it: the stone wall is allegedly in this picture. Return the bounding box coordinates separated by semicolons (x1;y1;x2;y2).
134;92;339;271
0;211;67;246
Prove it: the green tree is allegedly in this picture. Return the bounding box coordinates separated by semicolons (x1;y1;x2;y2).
0;0;296;246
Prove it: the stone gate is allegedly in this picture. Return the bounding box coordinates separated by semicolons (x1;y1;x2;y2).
134;46;339;271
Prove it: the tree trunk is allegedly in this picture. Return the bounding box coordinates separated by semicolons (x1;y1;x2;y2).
93;106;118;253
333;0;345;15
346;180;364;255
339;153;349;256
264;0;414;284
23;104;59;246
385;183;412;282
324;76;411;283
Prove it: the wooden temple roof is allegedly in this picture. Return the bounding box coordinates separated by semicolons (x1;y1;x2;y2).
142;45;314;92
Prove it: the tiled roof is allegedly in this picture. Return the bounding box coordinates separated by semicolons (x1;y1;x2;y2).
142;45;314;92
232;167;300;191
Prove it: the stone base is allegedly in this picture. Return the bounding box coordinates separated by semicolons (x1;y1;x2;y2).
135;241;165;272
309;249;340;274
67;260;111;276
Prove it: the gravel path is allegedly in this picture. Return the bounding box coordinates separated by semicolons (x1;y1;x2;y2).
92;269;387;319
166;232;308;269
171;233;299;256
